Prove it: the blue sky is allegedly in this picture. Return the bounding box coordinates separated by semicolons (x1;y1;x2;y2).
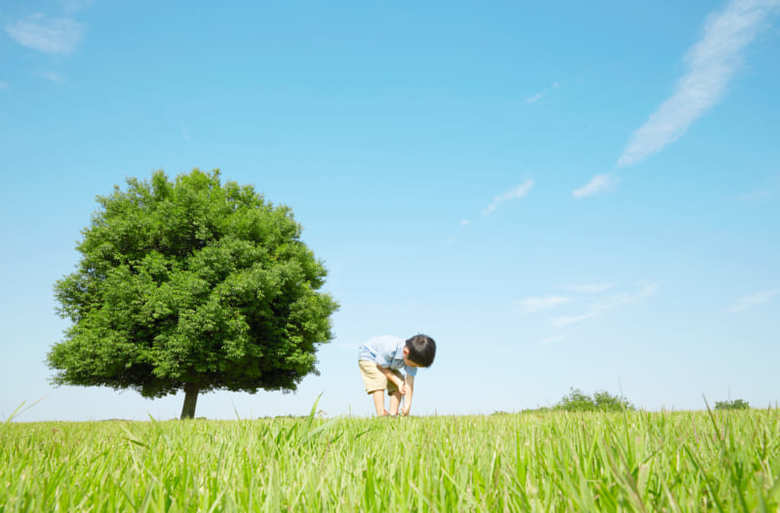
1;0;779;420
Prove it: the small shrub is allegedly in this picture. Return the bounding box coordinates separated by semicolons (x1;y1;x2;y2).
715;399;750;410
556;388;634;412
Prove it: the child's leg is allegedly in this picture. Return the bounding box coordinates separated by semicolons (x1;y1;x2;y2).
388;391;402;415
359;360;389;416
371;390;387;416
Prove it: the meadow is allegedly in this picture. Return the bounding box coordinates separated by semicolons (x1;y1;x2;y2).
2;408;778;512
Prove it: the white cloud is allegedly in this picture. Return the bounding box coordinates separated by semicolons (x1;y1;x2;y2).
737;174;780;201
0;81;8;90
552;282;658;327
728;288;779;312
572;173;615;198
38;71;65;83
483;180;534;215
60;0;95;13
737;179;779;201
5;14;84;54
526;92;544;104
525;81;560;104
460;219;470;226
552;312;597;328
539;335;565;345
568;282;614;294
618;0;780;167
519;295;571;314
606;282;659;306
737;189;771;201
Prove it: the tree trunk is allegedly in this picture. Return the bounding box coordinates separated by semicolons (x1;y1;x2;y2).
180;383;199;419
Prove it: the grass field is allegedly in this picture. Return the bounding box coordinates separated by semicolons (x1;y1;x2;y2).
2;408;779;512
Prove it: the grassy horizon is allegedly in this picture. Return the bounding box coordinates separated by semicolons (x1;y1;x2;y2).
3;409;779;512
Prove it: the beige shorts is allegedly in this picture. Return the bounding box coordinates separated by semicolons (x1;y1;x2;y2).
358;360;403;395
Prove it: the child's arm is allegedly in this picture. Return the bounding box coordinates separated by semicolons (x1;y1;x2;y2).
401;376;414;416
377;365;406;394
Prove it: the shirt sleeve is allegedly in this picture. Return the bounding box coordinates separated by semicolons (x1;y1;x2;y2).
405;365;417;378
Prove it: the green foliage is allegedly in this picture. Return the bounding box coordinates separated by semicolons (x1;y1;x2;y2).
715;399;750;410
48;169;338;404
556;388;635;412
2;410;779;511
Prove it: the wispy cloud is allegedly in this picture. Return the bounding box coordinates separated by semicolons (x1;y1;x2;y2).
526;92;544;104
460;219;470;226
552;312;597;328
5;14;84;54
539;335;565;345
568;282;614;294
525;81;560;104
552;282;658;327
618;0;780;167
737;175;779;201
483;180;534;215
737;189;771;201
519;295;571;314
60;0;95;13
38;71;65;83
572;173;615;198
728;288;779;312
0;81;8;90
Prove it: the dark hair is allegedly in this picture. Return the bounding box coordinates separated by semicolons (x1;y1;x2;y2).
405;334;436;367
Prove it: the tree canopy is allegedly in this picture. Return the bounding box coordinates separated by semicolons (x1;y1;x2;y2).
48;169;338;418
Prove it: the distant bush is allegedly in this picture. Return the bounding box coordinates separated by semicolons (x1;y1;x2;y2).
556;388;634;412
714;399;750;410
520;407;552;414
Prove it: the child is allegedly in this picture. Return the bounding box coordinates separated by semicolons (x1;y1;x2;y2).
357;334;436;416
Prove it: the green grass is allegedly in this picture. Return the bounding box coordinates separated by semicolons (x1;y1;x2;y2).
2;409;779;512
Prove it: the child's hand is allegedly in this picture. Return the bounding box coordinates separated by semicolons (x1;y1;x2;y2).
400;407;410;417
398;383;407;395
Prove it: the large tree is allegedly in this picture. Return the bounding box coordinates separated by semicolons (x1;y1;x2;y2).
48;169;338;418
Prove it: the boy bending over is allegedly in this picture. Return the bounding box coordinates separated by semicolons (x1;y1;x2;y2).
358;334;436;416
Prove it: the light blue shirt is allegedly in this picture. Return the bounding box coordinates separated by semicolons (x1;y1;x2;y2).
358;335;418;377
